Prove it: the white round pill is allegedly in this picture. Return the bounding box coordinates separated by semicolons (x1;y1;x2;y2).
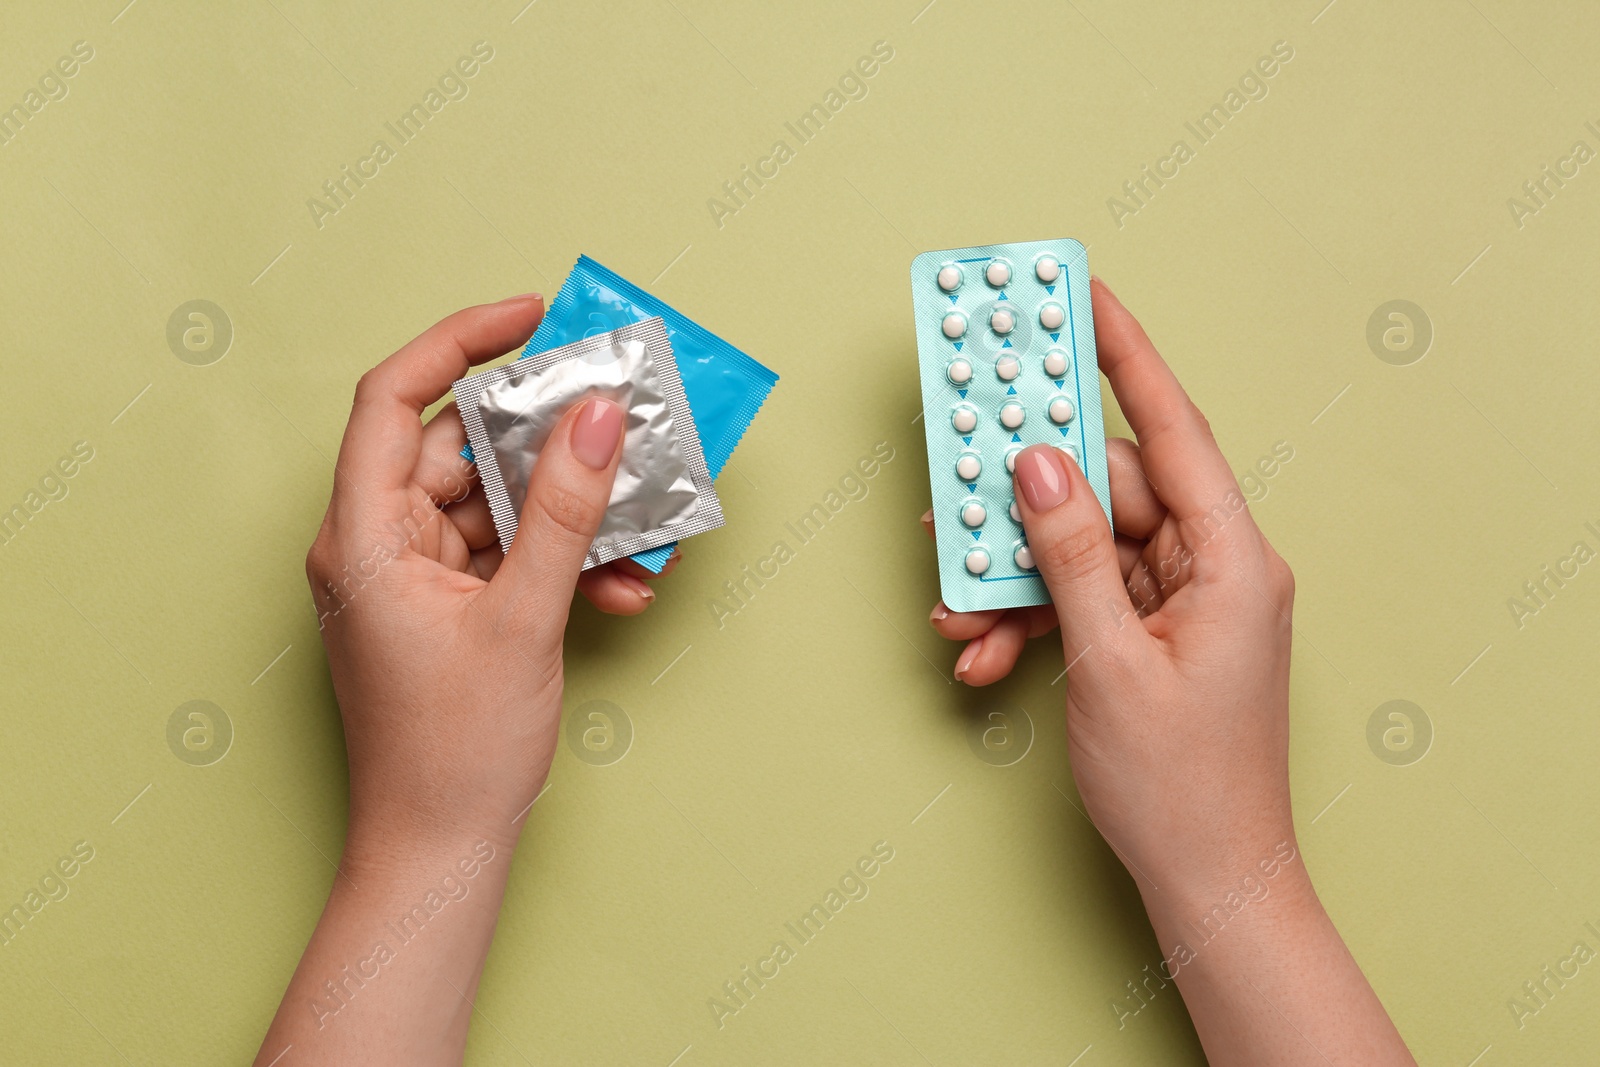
965;546;991;575
990;308;1015;335
1043;348;1069;377
937;265;962;292
960;500;986;528
1058;442;1079;465
1035;255;1061;283
947;359;973;385
1004;447;1021;473
941;311;967;339
999;401;1025;429
1048;397;1075;424
951;406;978;433
985;260;1011;287
1009;498;1020;522
1039;302;1065;330
955;452;982;481
1014;544;1035;570
995;355;1020;381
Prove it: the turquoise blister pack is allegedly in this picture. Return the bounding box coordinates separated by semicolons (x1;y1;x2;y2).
910;239;1111;613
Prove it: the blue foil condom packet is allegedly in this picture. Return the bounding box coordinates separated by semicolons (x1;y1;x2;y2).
464;255;778;572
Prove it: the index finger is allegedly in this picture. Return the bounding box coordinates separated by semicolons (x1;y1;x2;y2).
336;294;544;493
1090;278;1245;533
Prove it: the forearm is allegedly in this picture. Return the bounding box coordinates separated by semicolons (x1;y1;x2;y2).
1138;844;1413;1065
256;825;515;1066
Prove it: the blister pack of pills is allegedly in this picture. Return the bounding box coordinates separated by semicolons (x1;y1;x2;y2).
453;318;724;570
910;239;1111;613
463;255;778;572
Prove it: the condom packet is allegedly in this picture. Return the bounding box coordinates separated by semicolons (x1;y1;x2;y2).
462;254;778;572
453;317;724;569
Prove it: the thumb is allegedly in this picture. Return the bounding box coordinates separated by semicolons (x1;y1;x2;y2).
1013;444;1141;662
484;396;624;638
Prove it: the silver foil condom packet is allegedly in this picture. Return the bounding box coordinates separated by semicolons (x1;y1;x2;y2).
453;317;723;570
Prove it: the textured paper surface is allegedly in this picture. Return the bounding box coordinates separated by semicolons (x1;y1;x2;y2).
2;2;1599;1063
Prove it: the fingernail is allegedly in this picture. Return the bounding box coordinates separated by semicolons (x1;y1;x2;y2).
920;508;934;524
1091;275;1119;303
618;573;655;601
1016;446;1069;512
930;602;949;624
572;397;623;470
508;292;542;302
954;637;983;682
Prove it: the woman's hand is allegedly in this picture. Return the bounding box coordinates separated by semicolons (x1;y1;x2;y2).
933;279;1413;1063
258;295;671;1065
306;294;673;849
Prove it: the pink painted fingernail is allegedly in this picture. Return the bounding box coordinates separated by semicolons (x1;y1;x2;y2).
571;397;623;470
954;636;983;682
1016;446;1069;512
930;602;949;624
619;574;655;601
508;292;542;302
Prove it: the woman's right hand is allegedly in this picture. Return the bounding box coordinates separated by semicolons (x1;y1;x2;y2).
946;277;1412;1063
1003;277;1302;900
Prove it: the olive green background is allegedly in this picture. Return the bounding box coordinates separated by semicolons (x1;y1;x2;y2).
3;0;1598;1063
